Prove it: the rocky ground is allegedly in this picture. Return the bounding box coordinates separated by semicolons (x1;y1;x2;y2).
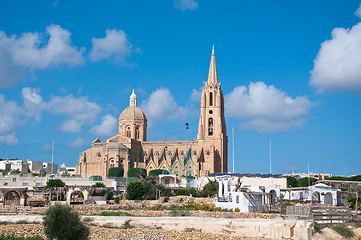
0;223;258;240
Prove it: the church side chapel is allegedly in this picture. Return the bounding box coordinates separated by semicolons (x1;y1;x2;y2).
76;47;228;178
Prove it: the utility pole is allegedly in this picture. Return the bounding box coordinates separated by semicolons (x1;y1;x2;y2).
41;143;43;186
269;140;272;174
232;128;235;173
51;142;54;177
185;123;189;184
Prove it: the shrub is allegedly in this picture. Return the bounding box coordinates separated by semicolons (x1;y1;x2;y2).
126;181;145;200
106;191;114;200
199;179;218;197
121;220;133;229
286;176;297;188
149;169;169;176
297;177;317;187
127;168;147;178
175;189;190;196
99;211;133;216
234;208;240;212
43;204;87;240
330;225;354;238
114;197;120;204
46;179;65;188
108;167;124;178
92;182;105;188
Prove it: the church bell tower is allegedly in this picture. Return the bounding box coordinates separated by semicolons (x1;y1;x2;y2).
197;46;228;173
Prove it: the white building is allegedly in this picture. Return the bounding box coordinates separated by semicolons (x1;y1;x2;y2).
282;183;341;205
214;175;281;212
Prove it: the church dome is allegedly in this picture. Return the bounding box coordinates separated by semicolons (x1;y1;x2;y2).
119;105;147;121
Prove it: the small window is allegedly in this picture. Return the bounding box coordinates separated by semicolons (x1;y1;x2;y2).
126;126;131;138
23;182;29;186
209;92;213;106
12;178;16;182
3;182;8;186
136;126;140;140
236;196;239;203
36;182;41;186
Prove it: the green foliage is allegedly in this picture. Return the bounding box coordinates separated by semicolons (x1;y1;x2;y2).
92;182;105;188
43;204;86;240
314;222;324;233
199;179;218;197
286;176;297;188
347;194;361;210
149;169;169;176
108;167;124;178
330;225;355;238
114;197;120;204
350;175;361;181
9;169;21;175
234;207;240;212
121;220;133;229
77;192;83;198
297;177;317;187
99;211;133;216
126;181;146;200
0;234;44;240
175;189;190;196
106;191;114;200
46;179;65;188
170;210;190;216
326;176;348;181
127;168;147;178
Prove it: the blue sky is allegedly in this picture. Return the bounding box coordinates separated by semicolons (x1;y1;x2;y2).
0;0;361;176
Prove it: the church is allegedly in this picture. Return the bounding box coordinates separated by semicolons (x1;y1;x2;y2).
76;47;228;178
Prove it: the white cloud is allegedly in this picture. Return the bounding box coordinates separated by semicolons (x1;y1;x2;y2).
174;0;198;11
90;114;117;136
0;32;25;88
225;82;313;132
47;95;102;133
59;119;83;133
141;88;188;122
0;133;19;145
190;88;202;102
69;137;87;148
8;24;84;69
0;25;84;88
355;3;361;18
21;87;45;121
310;22;361;93
0;94;24;135
89;29;135;64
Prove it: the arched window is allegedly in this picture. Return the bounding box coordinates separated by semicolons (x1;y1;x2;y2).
110;158;115;168
208;118;213;136
136;126;140;140
126;126;131;138
209;92;213;106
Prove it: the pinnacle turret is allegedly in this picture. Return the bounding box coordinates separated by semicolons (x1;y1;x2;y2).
208;45;218;84
129;87;137;106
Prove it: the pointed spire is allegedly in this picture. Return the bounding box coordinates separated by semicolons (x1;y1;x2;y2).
129;87;137;106
208;45;218;84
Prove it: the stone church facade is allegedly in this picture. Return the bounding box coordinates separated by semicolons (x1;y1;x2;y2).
76;47;228;178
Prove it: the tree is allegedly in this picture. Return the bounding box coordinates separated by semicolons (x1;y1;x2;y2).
126;181;145;200
199;179;218;197
43;204;87;240
127;168;147;178
149;169;169;176
286;176;297;188
46;179;65;188
108;167;124;178
297;177;317;187
106;191;114;200
92;182;105;188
